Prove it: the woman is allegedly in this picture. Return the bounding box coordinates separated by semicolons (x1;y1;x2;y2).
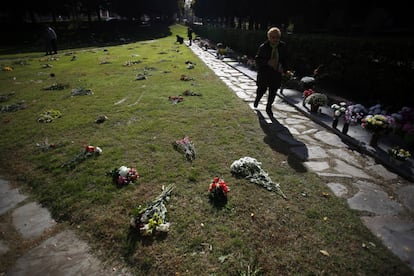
254;27;288;116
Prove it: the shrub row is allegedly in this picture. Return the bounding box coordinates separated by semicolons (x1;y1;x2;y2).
193;25;414;110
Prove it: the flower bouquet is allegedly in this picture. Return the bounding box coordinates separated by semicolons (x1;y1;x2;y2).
331;102;347;118
330;102;347;128
38;109;62;123
61;145;102;168
342;104;367;134
107;166;139;187
172;136;196;161
230;157;286;199
361;114;394;147
388;146;411;161
208;177;229;206
130;184;175;236
361;114;393;133
344;104;367;125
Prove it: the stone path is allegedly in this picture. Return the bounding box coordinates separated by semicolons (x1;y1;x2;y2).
1;41;413;275
188;43;414;271
0;178;131;275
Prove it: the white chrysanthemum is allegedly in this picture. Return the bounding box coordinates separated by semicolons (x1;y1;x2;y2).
118;166;129;177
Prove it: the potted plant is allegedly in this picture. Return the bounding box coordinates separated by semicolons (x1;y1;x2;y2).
361;114;394;147
343;104;367;134
304;92;328;112
388;146;411;166
330;102;347;129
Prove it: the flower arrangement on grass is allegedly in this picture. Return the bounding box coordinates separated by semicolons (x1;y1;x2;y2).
361;114;394;133
130;184;174;236
172;136;196;161
208;177;229;206
107;166;139;187
61;145;102;168
38;109;62;123
388;146;411;161
230;156;286;199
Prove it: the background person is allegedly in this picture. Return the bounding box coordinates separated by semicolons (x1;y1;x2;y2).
254;27;288;116
187;27;193;46
45;24;58;55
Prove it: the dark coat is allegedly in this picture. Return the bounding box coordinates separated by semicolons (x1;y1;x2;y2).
255;40;287;89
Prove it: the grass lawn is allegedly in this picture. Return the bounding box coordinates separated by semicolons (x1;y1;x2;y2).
0;24;412;275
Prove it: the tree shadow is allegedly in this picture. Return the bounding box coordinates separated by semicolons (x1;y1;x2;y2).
0;21;173;55
256;110;308;173
123;225;168;260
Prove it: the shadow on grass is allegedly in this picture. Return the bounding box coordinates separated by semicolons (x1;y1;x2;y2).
0;21;173;55
256;110;308;173
123;226;169;259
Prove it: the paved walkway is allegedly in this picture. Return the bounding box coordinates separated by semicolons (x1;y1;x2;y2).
1;41;414;274
188;42;414;271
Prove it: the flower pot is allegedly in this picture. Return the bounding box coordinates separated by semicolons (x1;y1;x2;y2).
332;117;339;129
389;156;405;167
342;122;349;135
369;132;380;147
310;104;319;113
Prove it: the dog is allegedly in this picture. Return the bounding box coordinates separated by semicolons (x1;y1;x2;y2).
176;35;184;44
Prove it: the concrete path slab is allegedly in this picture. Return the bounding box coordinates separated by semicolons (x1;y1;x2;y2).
348;180;403;215
12;202;56;239
0;179;27;216
362;215;414;271
6;230;122;276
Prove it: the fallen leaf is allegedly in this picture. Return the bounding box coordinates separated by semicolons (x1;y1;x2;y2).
320;250;330;256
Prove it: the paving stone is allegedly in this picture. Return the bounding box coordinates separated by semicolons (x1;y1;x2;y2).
284;118;309;125
6;230;124;276
317;172;353;179
327;148;362;168
12;202;56;239
314;131;347;147
397;185;414;212
333;159;373;179
348;180;403;215
326;182;349;197
283;125;300;135
304;161;330;171
362;215;414;271
307;145;329;159
0;181;28;216
367;164;398;180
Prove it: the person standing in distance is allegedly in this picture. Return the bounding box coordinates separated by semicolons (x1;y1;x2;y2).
254;27;287;116
45;24;58;55
187;27;193;46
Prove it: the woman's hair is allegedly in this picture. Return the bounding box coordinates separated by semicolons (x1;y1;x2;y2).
267;27;281;38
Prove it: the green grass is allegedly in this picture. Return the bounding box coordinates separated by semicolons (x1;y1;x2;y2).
0;24;412;275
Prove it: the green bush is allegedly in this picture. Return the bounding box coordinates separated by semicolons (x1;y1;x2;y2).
193;25;414;110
